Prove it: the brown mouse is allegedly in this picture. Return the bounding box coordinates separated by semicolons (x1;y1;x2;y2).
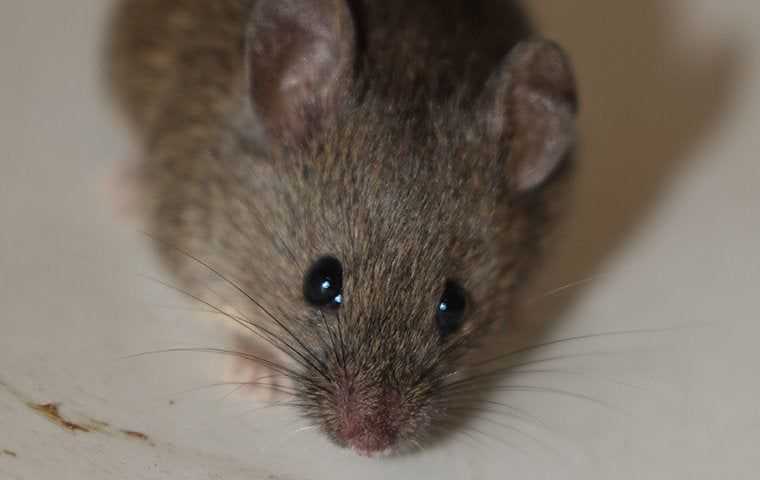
106;0;578;457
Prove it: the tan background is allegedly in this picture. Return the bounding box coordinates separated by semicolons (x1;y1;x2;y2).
1;1;758;479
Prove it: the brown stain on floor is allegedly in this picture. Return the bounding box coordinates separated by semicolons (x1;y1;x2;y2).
1;377;155;452
121;430;151;443
0;379;94;435
28;402;154;446
27;402;152;445
29;403;92;433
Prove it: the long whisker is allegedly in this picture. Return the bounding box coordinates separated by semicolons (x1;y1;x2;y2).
446;385;628;415
146;304;217;314
335;309;349;367
219;383;297;401
169;379;297;398
444;400;550;430
311;311;338;366
141;275;316;374
123;346;332;398
287;425;320;437
429;423;484;450
524;274;607;305
445;421;531;456
505;367;647;391
318;311;337;365
142;232;331;380
468;325;690;370
443;349;659;392
234;399;315;419
123;347;300;381
446;409;557;457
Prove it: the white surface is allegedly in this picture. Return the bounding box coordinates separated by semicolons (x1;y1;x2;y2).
1;1;759;479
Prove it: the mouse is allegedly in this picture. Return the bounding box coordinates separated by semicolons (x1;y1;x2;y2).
106;0;578;457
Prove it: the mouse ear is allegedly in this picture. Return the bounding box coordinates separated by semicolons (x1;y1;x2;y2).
246;0;356;144
479;40;578;193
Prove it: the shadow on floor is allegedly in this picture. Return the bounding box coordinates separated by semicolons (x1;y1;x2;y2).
518;0;745;334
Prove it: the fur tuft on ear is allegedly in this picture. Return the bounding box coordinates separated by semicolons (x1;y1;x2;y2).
481;39;578;193
246;0;356;144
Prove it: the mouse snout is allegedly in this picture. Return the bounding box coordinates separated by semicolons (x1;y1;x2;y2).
333;387;404;456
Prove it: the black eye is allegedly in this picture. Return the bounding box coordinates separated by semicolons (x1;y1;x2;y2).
436;280;467;338
303;256;343;308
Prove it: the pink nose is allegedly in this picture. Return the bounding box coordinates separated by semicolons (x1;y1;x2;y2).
334;390;403;455
344;428;396;455
337;414;399;455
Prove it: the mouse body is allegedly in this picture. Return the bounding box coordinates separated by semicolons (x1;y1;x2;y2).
107;0;578;456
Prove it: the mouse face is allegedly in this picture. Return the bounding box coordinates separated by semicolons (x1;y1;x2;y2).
242;143;510;455
136;0;577;457
275;131;512;455
211;98;571;454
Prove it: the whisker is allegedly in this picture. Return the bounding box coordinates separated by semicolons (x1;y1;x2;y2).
446;409;557;457
454;422;531;456
434;421;488;449
142;232;332;381
121;347;315;389
506;367;648;391
468;325;688;370
141;275;318;375
408;438;424;454
319;310;342;367
335;310;349;367
445;400;550;431
288;425;320;437
448;385;628;415
146;304;217;314
443;349;659;392
525;274;606;305
435;428;483;453
311;311;338;366
218;384;247;401
234;399;313;419
168;379;296;399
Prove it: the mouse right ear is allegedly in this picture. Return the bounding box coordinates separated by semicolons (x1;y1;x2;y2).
246;0;356;145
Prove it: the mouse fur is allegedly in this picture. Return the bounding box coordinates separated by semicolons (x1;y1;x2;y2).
106;0;578;456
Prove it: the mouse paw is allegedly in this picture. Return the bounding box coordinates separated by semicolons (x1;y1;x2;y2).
222;339;293;405
102;155;147;223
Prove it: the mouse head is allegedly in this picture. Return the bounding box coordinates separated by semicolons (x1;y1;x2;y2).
240;0;577;456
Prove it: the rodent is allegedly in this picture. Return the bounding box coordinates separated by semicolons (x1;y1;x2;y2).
106;0;578;457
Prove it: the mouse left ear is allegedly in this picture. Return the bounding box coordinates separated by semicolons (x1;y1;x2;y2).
245;0;356;145
479;40;579;193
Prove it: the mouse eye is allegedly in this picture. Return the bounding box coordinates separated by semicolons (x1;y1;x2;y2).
303;256;343;308
436;280;467;338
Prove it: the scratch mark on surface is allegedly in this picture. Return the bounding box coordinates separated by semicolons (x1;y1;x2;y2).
2;450;17;458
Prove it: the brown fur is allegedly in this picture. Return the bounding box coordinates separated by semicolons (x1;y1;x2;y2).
106;0;575;455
